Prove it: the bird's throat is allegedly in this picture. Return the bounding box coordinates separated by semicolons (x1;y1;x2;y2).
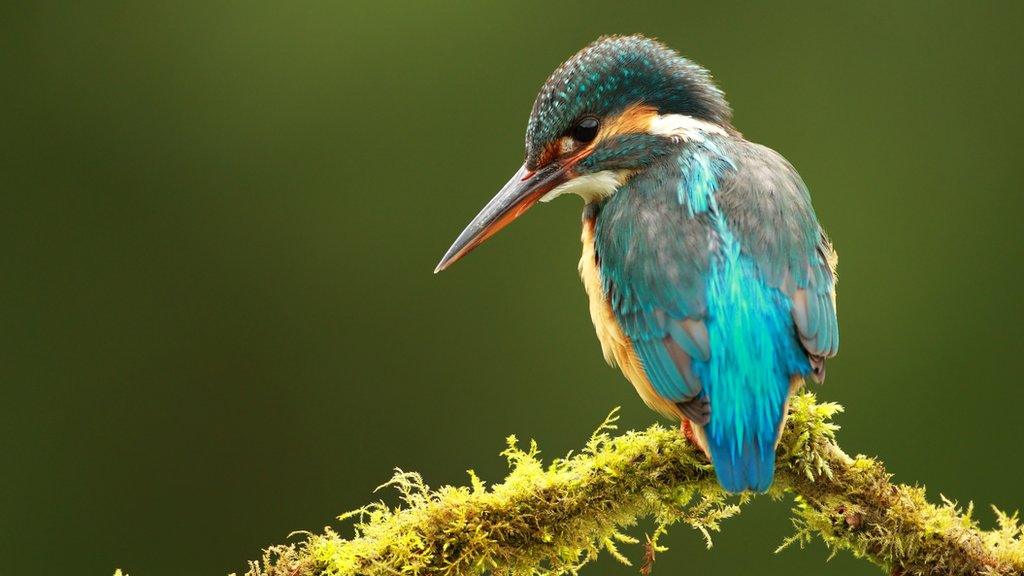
539;169;628;204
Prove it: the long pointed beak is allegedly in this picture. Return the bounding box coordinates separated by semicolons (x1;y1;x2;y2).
434;162;569;273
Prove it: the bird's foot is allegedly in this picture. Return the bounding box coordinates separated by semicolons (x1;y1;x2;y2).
680;419;698;445
679;418;710;459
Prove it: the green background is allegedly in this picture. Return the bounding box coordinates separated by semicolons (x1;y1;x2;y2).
3;2;1022;574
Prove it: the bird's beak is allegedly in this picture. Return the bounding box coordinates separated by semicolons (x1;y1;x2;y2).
434;162;569;273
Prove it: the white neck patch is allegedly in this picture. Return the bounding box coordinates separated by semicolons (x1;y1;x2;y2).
539;170;626;203
647;114;726;142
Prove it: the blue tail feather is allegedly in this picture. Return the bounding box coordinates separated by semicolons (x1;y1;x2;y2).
707;420;778;493
693;251;812;493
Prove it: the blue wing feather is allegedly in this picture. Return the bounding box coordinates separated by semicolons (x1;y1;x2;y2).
633;338;694;400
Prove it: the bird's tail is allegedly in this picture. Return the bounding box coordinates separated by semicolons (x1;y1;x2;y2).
707;430;778;493
695;253;813;493
703;376;804;493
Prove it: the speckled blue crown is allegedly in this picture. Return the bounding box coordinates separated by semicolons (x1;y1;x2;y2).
525;35;732;167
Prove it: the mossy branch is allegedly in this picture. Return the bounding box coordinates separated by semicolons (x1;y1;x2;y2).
242;394;1022;576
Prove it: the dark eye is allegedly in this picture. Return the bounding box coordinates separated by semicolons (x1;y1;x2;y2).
571;116;600;143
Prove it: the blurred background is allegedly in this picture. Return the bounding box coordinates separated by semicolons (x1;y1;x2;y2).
3;2;1023;574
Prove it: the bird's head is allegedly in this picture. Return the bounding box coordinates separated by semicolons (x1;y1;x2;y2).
435;35;732;272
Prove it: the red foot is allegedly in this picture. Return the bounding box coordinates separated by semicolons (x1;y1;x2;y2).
681;419;698;445
679;419;710;459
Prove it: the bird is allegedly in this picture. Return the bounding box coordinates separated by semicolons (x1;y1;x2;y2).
434;35;838;493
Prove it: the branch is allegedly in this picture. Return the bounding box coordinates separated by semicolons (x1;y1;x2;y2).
242;394;1023;576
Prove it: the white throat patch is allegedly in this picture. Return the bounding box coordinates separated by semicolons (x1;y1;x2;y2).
539;170;626;203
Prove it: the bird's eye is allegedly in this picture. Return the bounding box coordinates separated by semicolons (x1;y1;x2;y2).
571;116;600;143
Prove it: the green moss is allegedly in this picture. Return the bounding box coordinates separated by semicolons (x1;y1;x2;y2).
244;394;1023;576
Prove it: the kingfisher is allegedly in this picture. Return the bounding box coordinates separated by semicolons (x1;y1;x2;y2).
434;35;838;493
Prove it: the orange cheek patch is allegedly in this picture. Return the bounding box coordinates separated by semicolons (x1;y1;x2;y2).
599;104;659;139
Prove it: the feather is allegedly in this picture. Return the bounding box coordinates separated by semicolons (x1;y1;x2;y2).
667;319;710;362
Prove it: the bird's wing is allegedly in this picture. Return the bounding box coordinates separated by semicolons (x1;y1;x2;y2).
594;150;716;422
594;139;838;422
719;141;839;370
